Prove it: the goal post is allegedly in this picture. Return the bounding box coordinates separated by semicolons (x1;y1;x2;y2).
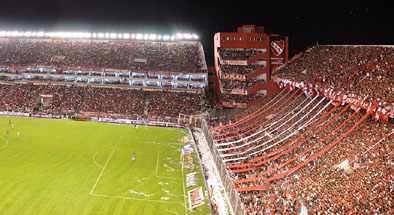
178;113;206;128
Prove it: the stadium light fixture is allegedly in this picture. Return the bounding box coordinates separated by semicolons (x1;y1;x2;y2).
123;33;130;39
176;33;183;40
183;33;192;39
0;29;200;41
149;34;157;40
136;33;143;40
110;33;117;39
163;35;170;40
37;31;45;37
11;31;19;37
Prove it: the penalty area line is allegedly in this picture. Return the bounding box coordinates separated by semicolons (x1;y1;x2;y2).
156;150;182;180
90;193;182;204
90;136;122;195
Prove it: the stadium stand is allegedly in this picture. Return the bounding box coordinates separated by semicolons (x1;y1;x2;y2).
0;38;208;122
0;39;203;73
274;45;394;103
207;45;393;214
0;83;205;121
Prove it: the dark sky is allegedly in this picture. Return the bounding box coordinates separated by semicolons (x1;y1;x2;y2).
0;0;392;65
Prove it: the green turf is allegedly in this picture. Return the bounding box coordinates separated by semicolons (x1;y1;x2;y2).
0;116;210;215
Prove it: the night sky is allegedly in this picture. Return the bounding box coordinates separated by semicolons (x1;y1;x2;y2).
0;0;392;65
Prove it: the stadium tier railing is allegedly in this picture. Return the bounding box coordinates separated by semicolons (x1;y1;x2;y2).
202;120;246;215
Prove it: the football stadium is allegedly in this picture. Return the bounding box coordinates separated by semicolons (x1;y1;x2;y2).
0;2;393;215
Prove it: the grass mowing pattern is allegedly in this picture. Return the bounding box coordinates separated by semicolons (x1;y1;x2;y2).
0;116;210;215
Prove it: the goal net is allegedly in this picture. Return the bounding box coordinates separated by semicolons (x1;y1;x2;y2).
177;113;205;128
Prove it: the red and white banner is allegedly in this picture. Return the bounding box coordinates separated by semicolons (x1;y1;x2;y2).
188;187;204;209
51;55;65;62
39;94;53;98
220;60;248;66
222;101;247;109
273;77;394;121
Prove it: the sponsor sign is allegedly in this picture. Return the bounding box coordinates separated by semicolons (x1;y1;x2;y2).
221;73;247;81
186;172;197;187
188;187;204;209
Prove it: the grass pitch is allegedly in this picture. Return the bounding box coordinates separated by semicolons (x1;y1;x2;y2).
0;116;210;215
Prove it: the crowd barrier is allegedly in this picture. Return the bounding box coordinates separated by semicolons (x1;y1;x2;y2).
202;120;246;215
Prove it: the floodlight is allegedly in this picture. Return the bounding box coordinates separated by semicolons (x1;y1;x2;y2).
92;33;97;38
183;33;192;39
176;33;183;39
11;31;19;37
143;34;149;40
123;33;130;39
149;34;157;40
117;33;122;39
131;34;136;39
136;33;143;40
37;31;45;37
110;33;117;39
18;31;24;37
163;35;170;40
157;35;162;40
105;33;110;39
31;32;37;37
97;33;104;38
171;35;176;41
0;31;6;37
192;34;199;40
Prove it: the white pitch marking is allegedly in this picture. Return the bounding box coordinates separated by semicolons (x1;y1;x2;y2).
156;151;160;177
156;150;182;180
181;152;189;215
0;136;9;149
92;147;112;169
90;193;182;204
90;136;122;195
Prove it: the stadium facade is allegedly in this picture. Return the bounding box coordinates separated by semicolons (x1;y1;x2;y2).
213;25;289;109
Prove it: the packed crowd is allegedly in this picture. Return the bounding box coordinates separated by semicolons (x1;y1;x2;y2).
220;64;267;75
221;79;264;92
274;45;394;103
221;93;265;107
219;48;267;61
0;39;204;73
0;83;205;119
209;88;394;214
145;91;205;118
